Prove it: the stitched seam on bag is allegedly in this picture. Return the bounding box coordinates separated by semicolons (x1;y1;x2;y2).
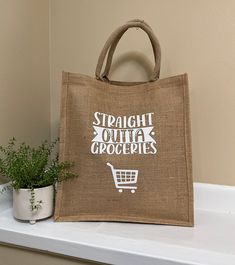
66;73;185;94
183;74;189;223
55;215;192;226
182;74;193;225
55;72;69;220
60;73;69;215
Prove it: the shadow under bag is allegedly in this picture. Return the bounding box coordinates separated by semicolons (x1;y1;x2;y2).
55;19;194;226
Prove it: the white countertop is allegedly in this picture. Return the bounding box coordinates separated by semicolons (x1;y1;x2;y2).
0;183;235;265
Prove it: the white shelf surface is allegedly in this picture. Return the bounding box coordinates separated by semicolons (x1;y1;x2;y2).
0;182;235;265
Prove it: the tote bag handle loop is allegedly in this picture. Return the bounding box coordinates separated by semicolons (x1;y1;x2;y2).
102;20;155;79
95;19;161;82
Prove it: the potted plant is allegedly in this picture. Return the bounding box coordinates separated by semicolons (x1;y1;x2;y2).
0;138;77;224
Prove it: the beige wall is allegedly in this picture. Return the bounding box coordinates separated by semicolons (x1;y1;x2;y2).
1;0;235;186
0;0;50;147
50;0;235;186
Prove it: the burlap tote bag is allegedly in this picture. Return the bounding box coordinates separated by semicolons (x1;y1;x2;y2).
55;20;194;226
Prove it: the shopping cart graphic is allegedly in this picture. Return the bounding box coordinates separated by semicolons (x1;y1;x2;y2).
107;163;138;193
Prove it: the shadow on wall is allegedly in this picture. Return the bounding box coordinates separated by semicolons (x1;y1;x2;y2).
108;51;154;81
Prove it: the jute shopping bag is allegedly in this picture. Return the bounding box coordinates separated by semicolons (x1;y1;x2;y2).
55;20;194;226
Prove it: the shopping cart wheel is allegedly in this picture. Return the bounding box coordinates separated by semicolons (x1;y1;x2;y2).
131;190;135;193
118;189;123;193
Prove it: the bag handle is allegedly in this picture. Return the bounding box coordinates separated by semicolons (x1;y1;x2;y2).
102;20;156;79
95;19;161;82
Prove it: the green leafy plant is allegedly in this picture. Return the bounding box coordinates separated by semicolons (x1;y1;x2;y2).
0;138;77;210
0;138;77;190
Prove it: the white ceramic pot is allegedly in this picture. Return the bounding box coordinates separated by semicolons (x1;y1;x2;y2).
0;181;12;212
13;185;54;224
